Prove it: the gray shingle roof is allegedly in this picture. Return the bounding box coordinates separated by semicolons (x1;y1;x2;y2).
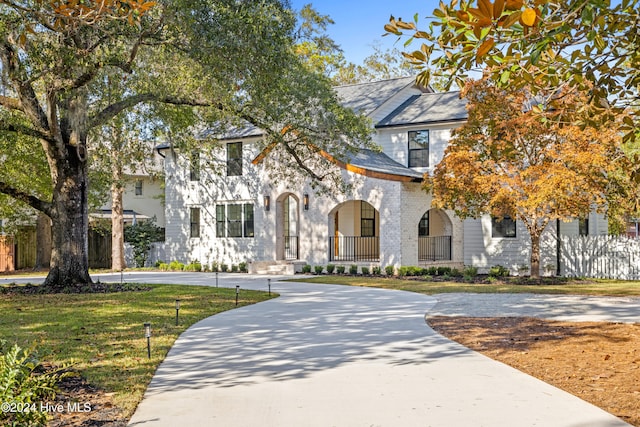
198;123;264;140
343;148;424;181
335;76;417;116
377;91;467;127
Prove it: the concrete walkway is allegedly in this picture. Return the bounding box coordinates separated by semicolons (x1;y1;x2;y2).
125;276;634;427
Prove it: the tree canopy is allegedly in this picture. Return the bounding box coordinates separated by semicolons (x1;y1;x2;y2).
0;0;372;287
426;78;625;277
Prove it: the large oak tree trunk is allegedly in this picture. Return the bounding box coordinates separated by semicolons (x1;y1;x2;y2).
43;147;92;289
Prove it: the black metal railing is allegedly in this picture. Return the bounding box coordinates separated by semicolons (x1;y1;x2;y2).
284;235;299;260
418;236;452;262
329;236;380;262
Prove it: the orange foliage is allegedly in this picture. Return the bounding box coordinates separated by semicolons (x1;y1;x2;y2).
425;78;623;276
38;0;156;27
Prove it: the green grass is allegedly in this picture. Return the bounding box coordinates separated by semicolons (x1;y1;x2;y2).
289;276;640;296
0;284;276;417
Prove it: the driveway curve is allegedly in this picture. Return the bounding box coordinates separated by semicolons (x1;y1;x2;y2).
123;275;630;427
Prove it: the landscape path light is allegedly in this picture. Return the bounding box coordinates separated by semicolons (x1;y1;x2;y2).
175;299;181;326
144;323;151;359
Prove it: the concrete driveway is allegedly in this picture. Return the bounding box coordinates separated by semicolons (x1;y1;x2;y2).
107;273;632;427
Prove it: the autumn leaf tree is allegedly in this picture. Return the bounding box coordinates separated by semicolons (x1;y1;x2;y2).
0;0;372;289
427;79;624;278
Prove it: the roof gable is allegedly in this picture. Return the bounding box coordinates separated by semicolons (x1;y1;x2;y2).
377;91;467;128
335;76;421;117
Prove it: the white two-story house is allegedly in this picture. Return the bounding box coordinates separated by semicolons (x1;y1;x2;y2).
158;77;606;274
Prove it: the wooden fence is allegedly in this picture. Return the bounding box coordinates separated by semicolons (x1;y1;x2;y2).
561;235;640;280
0;236;15;272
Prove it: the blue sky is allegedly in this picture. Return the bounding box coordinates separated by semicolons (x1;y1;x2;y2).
289;0;440;65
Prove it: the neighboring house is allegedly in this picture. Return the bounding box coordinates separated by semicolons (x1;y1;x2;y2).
158;77;607;275
94;174;165;230
89;151;166;268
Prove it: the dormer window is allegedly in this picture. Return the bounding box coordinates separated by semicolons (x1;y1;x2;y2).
408;130;429;168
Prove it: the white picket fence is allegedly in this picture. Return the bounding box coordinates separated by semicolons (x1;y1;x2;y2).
561;235;640;280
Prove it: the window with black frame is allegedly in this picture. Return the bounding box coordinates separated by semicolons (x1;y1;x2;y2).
227;204;243;237
408;130;429;168
491;216;516;238
226;142;243;176
216;205;225;237
418;211;429;236
361;202;376;237
243;204;254;237
579;217;589;236
190;207;200;238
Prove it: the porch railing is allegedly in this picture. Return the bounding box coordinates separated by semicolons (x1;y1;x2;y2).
418;236;452;262
329;236;379;262
284;235;299;260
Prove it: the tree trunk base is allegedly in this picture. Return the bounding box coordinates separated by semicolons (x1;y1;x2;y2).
43;266;93;291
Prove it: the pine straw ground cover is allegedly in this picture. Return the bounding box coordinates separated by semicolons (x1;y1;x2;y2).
427;317;640;427
0;282;275;427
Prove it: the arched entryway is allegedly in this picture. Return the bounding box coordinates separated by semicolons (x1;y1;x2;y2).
276;193;299;260
328;200;380;262
418;208;453;261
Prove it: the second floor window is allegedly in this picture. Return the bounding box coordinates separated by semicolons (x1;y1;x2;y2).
227;142;243;176
134;180;143;196
408;130;429;168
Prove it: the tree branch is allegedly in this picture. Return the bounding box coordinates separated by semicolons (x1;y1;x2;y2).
88;93;220;129
0;180;52;216
0;119;57;144
0;41;50;133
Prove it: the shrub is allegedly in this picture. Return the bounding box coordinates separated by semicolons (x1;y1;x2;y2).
184;261;202;272
463;266;478;277
349;265;359;275
385;265;395;276
450;268;462;277
426;266;438;276
154;260;165;268
124;217;163;268
301;264;312;274
158;262;169;271
397;266;410;276
314;265;324;274
231;264;238;273
326;264;336;274
238;262;248;273
169;260;184;271
361;266;370;275
0;341;69;427
437;266;452;276
372;266;381;275
210;261;219;272
220;264;229;272
489;265;510;277
336;265;346;274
